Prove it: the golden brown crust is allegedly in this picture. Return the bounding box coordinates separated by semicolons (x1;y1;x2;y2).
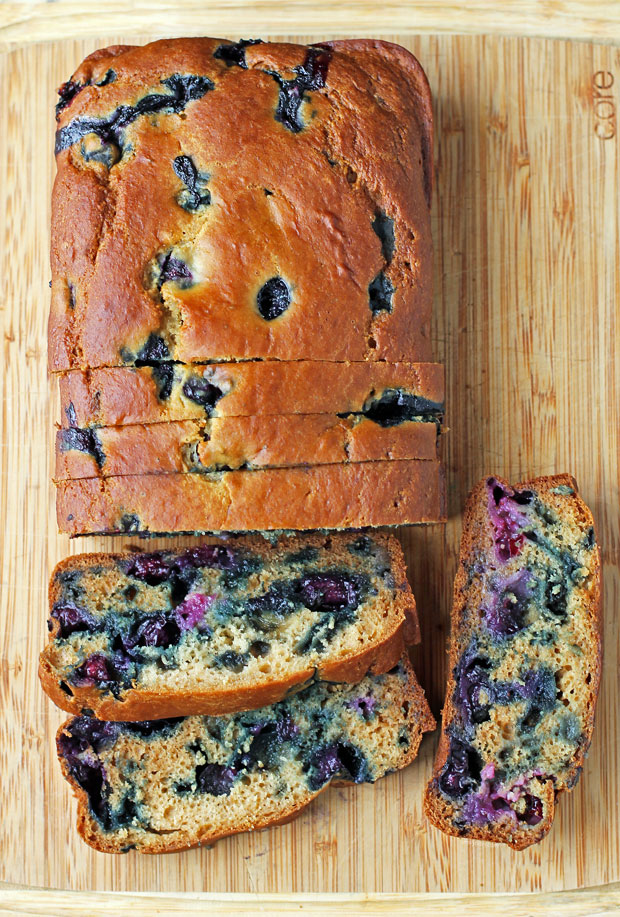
56;460;446;535
49;38;433;371
40;532;419;718
424;473;602;850
57;655;436;854
58;362;444;427
55;413;440;480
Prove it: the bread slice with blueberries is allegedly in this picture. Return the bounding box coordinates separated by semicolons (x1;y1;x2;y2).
56;657;435;853
424;474;601;849
40;532;422;720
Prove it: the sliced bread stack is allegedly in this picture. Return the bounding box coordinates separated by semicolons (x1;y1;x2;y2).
49;36;445;535
42;532;436;852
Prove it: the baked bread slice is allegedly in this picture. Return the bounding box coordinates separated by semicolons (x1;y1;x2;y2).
55;413;440;480
49;38;432;370
424;474;601;849
56;459;446;535
41;532;419;719
56;657;435;853
58;362;444;428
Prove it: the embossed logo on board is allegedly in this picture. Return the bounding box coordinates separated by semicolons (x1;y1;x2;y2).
592;71;616;139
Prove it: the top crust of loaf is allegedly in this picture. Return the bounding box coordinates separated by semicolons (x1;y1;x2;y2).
49;37;433;371
424;473;602;850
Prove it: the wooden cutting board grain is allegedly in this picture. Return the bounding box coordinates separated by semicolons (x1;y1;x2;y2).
0;32;618;897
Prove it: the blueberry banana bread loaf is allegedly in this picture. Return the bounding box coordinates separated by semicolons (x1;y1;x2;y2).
59;362;443;428
55;412;440;480
57;460;446;535
57;657;435;853
424;474;601;849
41;532;419;719
49;38;432;370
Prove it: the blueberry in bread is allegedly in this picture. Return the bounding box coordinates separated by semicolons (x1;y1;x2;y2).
58;362;444;428
424;474;601;849
55;412;441;480
49;37;433;370
56;459;446;536
56;657;435;853
41;532;419;719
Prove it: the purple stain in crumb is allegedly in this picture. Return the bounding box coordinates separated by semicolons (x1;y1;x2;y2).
126;552;170;584
196;763;237;796
485;569;533;637
297;573;360;611
486;478;532;562
521;793;544;825
462;763;545;827
307;745;343;790
73;653;111;685
462;789;513;824
175;544;236;570
273;715;299;742
438;737;482;798
110;651;132;676
174;593;215;631
462;762;517;825
347;695;377;719
454;651;494;727
522;667;556;709
131;614;180;649
51;602;99;638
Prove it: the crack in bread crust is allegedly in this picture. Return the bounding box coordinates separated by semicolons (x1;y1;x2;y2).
49;38;433;371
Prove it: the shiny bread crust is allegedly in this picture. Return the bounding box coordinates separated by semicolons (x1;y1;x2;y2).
49;38;433;371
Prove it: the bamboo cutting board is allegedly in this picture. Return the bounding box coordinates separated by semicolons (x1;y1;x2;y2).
0;29;618;903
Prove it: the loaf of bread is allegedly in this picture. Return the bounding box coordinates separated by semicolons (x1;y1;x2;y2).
55;412;440;480
59;362;443;427
57;657;435;853
424;474;601;849
41;532;419;719
56;459;446;535
50;38;433;371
